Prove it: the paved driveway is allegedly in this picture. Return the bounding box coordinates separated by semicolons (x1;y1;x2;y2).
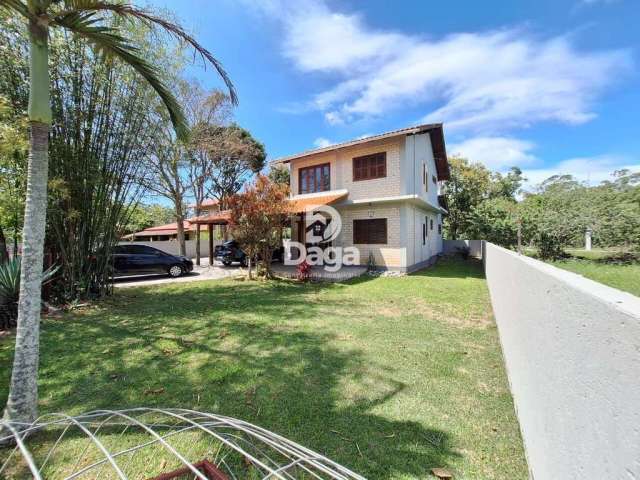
113;259;244;288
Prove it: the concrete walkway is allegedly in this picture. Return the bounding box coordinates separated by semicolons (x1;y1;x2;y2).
113;259;244;288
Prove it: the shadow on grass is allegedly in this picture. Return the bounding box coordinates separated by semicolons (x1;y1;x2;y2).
410;256;485;280
1;278;459;478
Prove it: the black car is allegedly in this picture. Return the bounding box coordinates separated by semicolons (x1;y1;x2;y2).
215;240;248;267
112;244;193;278
215;240;284;267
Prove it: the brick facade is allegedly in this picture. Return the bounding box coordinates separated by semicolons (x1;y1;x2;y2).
287;131;444;272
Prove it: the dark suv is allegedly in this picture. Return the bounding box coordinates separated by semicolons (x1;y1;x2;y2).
215;240;248;267
215;240;284;266
112;244;193;278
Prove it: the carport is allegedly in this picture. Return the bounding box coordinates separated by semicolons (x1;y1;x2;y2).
191;210;231;265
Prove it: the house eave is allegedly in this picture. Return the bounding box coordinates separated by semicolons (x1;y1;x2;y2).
337;194;445;213
272;123;449;180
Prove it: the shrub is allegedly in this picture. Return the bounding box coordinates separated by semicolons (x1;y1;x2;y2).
366;252;376;272
0;257;58;329
534;231;570;260
296;259;311;281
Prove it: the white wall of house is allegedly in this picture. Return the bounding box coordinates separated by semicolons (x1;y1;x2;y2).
287;131;445;271
485;243;640;479
404;205;441;268
289;138;403;201
402;132;440;207
336;205;405;268
118;239;224;259
339;140;402;201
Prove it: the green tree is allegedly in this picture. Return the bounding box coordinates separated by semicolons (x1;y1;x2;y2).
0;0;236;428
466;197;519;248
0;95;27;259
204;124;267;207
520;176;588;258
123;203;175;234
441;156;491;239
268;164;290;186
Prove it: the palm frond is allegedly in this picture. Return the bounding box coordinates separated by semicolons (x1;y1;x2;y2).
52;10;190;140
54;1;238;105
0;0;33;19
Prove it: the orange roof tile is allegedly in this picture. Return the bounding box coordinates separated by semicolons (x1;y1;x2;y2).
140;221;196;233
288;192;348;213
191;210;232;224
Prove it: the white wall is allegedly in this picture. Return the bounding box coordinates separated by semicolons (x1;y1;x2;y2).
443;240;483;258
289;138;403;201
118;239;224;259
403;132;439;206
485;243;640;479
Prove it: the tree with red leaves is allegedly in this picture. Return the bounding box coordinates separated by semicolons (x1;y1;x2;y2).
227;175;290;279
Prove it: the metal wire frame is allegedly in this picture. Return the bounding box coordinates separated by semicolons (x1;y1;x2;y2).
0;408;368;480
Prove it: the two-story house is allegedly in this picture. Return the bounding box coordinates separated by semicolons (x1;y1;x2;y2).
274;124;449;273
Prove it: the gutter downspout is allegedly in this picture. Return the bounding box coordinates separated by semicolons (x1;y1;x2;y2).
412;135;416;265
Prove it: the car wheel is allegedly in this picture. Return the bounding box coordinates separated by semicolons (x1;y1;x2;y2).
240;258;248;267
168;265;183;278
222;261;231;266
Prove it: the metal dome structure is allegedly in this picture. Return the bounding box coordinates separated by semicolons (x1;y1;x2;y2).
0;408;367;479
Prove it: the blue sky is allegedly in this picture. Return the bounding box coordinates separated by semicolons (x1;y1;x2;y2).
146;0;638;188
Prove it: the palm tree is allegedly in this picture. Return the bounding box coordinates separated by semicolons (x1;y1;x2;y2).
0;0;237;428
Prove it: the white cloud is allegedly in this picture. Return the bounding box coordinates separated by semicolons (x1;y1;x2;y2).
248;0;631;134
522;155;640;190
581;0;620;4
449;136;537;170
313;137;334;148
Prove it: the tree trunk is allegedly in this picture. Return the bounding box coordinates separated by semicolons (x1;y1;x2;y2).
261;247;273;279
3;18;52;428
195;222;201;266
13;225;18;258
247;256;252;280
175;199;186;257
195;204;201;266
0;224;8;263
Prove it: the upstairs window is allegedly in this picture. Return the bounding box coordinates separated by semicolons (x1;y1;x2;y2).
353;218;387;244
299;163;330;194
353;152;386;181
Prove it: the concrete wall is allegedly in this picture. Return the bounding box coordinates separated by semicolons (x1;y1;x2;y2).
443;239;484;258
118;239;224;259
485;243;640;479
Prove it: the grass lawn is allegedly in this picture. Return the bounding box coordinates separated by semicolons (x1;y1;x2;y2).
551;258;640;297
0;258;527;479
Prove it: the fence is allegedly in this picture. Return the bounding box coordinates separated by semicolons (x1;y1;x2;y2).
484;242;640;479
118;239;225;259
442;239;484;258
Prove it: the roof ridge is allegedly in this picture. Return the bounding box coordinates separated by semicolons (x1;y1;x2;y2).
271;123;442;164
